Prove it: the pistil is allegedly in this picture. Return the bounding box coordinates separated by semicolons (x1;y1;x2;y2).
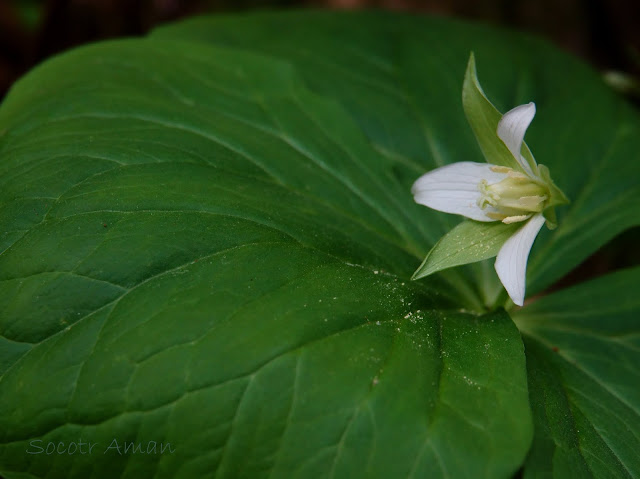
477;167;549;223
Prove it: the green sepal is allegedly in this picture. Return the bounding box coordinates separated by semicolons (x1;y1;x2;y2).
538;163;569;229
538;163;570;207
412;220;521;280
462;53;539;175
542;207;558;230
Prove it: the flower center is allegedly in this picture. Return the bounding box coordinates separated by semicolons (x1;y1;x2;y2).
477;166;548;223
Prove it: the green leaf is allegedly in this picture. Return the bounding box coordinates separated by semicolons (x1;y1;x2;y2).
0;248;533;479
152;11;640;295
462;53;537;174
1;10;639;479
514;267;640;478
0;20;537;479
412;220;520;280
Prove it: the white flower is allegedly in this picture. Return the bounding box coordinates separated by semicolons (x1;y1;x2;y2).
411;103;551;306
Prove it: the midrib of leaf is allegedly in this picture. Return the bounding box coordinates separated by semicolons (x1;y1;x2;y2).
528;339;595;477
406;314;448;479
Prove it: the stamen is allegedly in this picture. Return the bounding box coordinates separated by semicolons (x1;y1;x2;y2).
506;170;528;179
502;214;531;224
486;212;506;221
477;166;550;220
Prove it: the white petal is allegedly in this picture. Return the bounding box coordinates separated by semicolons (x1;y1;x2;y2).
497;102;536;176
494;213;545;306
412;162;506;222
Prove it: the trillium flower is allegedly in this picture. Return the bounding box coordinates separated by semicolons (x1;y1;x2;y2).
411;54;568;307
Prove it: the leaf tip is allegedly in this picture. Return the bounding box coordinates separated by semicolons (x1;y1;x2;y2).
463;51;480;98
410;268;425;281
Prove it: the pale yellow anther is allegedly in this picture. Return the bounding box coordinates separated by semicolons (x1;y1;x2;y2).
506;170;528;179
502;215;532;224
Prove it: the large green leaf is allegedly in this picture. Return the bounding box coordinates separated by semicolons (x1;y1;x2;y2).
0;22;534;479
0;248;530;479
0;10;638;479
514;267;640;478
152;11;640;297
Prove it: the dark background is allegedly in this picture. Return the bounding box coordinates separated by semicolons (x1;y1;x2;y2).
0;0;638;284
1;0;639;101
